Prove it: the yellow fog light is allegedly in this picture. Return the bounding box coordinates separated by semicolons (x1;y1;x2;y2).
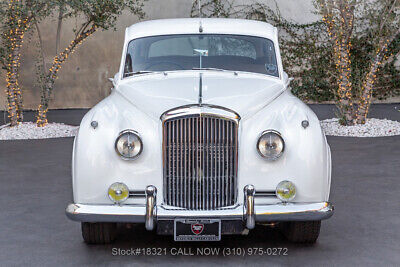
108;182;129;204
276;180;296;202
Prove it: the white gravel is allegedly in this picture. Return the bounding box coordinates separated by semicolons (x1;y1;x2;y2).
321;118;400;137
1;118;399;140
0;122;79;140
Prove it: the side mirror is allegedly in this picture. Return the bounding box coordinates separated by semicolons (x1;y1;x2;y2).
283;71;294;87
108;72;119;88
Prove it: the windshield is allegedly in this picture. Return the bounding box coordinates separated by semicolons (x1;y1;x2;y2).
123;34;279;78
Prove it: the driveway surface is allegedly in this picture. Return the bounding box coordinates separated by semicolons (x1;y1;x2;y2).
0;105;399;266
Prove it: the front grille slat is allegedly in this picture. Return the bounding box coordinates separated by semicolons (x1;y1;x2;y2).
202;117;205;210
171;120;175;206
206;117;210;210
231;122;236;202
179;120;183;207
213;118;217;209
208;118;212;209
163;113;238;210
167;123;171;206
194;118;200;209
215;120;221;207
229;122;234;203
187;118;191;209
221;121;227;206
191;117;195;209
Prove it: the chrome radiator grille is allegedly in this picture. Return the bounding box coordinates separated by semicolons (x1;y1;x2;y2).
163;114;238;210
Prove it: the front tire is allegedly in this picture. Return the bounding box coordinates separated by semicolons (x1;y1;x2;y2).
81;222;117;244
281;221;321;243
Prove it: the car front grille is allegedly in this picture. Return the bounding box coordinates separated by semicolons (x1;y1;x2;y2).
162;111;238;210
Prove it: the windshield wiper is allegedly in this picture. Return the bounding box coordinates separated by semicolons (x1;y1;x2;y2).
124;71;155;77
192;67;234;73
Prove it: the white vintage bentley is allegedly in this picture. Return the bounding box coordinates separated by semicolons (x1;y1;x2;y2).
66;18;333;244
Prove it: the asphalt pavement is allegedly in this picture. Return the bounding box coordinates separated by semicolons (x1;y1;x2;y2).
0;105;399;266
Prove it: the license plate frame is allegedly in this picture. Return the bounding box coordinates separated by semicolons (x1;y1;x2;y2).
174;219;221;241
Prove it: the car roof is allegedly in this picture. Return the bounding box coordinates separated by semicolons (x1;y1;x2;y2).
125;18;277;41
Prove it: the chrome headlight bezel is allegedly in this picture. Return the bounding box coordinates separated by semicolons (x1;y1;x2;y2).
115;129;143;160
256;130;285;160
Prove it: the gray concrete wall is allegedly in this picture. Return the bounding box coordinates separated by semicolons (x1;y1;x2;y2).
0;0;316;110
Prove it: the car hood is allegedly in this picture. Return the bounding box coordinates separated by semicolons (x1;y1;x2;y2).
116;71;284;120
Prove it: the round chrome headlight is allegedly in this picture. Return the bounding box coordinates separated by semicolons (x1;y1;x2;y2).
257;130;285;160
276;180;296;202
115;130;143;160
108;182;129;203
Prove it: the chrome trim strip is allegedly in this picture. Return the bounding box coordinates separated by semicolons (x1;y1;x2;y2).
160;104;240;122
122;69;282;81
254;191;276;197
160;204;240;210
129;191;146;198
66;202;334;223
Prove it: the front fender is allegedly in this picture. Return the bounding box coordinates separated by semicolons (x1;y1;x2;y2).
72;92;163;204
237;90;331;203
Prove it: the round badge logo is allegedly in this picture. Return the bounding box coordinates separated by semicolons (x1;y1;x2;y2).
191;224;204;235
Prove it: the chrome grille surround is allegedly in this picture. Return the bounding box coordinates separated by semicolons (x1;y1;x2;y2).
161;105;239;210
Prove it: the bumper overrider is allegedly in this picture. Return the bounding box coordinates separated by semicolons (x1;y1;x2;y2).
66;185;334;231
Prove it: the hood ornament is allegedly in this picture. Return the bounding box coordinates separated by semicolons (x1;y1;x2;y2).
193;49;208;106
198;0;203;33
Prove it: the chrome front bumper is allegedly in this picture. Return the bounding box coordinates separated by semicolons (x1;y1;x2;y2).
66;185;334;231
